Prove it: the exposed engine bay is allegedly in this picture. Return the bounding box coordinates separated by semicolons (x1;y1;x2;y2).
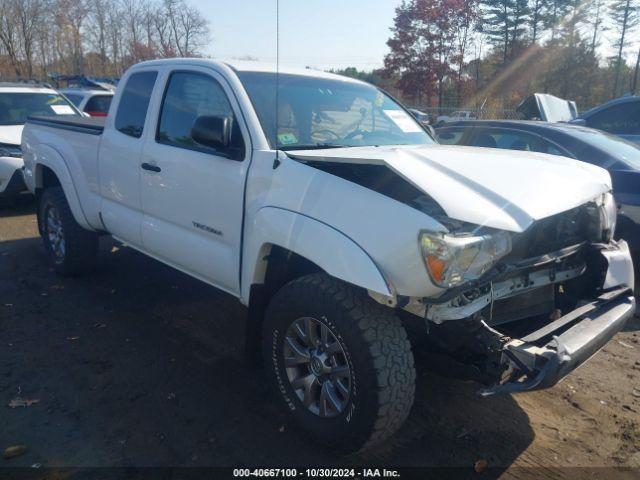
298;160;452;222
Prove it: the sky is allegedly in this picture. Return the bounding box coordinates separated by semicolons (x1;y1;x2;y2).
190;0;639;71
189;0;402;70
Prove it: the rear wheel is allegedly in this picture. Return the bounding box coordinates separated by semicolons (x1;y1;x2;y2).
263;273;415;452
38;187;98;276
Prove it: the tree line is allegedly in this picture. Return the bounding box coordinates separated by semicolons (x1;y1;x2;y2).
0;0;209;81
375;0;640;110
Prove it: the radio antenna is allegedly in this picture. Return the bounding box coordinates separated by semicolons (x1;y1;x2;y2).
273;0;281;168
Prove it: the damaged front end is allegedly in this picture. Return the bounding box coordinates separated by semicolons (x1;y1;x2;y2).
415;200;636;396
287;148;633;395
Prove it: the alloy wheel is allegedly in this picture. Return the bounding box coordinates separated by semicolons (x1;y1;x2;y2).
283;317;352;418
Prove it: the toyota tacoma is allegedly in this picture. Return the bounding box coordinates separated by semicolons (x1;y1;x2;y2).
21;59;635;452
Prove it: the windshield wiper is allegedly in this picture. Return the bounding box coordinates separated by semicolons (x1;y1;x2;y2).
279;143;348;151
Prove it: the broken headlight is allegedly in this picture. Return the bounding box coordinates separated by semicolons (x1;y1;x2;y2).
599;192;617;242
420;230;512;288
585;192;618;242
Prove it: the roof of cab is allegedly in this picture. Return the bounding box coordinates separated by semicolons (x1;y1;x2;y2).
131;58;366;84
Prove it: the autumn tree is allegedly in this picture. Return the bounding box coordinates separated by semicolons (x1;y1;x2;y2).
384;0;478;106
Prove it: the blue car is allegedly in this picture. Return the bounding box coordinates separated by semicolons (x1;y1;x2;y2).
571;95;640;146
434;120;640;265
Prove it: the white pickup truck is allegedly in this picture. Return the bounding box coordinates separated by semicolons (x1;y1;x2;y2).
22;59;636;452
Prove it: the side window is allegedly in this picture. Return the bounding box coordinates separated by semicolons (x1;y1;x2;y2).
436;128;465;145
472;129;538;151
157;71;244;158
586;102;640;135
534;138;573;157
115;71;158;138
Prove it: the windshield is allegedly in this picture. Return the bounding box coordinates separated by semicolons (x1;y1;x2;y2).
0;92;80;125
568;127;640;170
237;72;434;150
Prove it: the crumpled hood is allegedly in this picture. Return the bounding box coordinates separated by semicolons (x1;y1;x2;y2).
290;144;611;232
0;125;23;145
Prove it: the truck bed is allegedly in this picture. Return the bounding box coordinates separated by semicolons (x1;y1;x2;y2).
27;115;105;135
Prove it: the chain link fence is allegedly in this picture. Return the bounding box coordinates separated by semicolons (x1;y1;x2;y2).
408;106;523;123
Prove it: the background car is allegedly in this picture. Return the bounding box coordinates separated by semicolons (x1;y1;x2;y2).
571;95;640;146
0;82;82;199
60;88;114;117
434;119;640;265
436;110;476;125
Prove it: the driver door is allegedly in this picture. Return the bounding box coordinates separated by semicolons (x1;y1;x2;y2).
139;68;249;295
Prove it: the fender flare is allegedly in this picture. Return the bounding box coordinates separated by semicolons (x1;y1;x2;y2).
241;207;393;303
32;145;93;231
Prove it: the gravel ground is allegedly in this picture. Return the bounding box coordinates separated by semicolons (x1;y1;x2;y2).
0;198;639;478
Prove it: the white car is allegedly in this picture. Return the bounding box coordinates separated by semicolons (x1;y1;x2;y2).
21;59;635;452
0;83;82;199
60;88;114;117
436;110;476;124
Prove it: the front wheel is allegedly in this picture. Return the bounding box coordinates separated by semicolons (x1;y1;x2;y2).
38;187;98;276
263;273;415;453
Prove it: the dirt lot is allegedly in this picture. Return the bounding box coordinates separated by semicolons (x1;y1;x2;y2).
1;198;639;478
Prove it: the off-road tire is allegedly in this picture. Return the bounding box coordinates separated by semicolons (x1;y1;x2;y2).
263;273;415;453
38;187;98;276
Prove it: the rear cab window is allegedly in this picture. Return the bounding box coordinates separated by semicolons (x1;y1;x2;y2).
115;71;158;138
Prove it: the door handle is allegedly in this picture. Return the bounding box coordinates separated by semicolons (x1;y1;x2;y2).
141;162;161;173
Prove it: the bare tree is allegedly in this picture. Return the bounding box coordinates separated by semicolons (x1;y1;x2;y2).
11;0;47;78
0;1;23;77
165;0;209;57
0;0;210;79
153;2;176;57
86;0;110;75
107;1;125;74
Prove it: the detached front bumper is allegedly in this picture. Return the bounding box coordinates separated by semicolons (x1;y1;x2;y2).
480;240;636;396
480;287;635;396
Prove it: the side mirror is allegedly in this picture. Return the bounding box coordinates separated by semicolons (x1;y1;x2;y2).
191;115;231;150
570;118;586;126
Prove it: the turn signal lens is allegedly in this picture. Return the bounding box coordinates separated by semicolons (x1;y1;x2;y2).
426;255;446;283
